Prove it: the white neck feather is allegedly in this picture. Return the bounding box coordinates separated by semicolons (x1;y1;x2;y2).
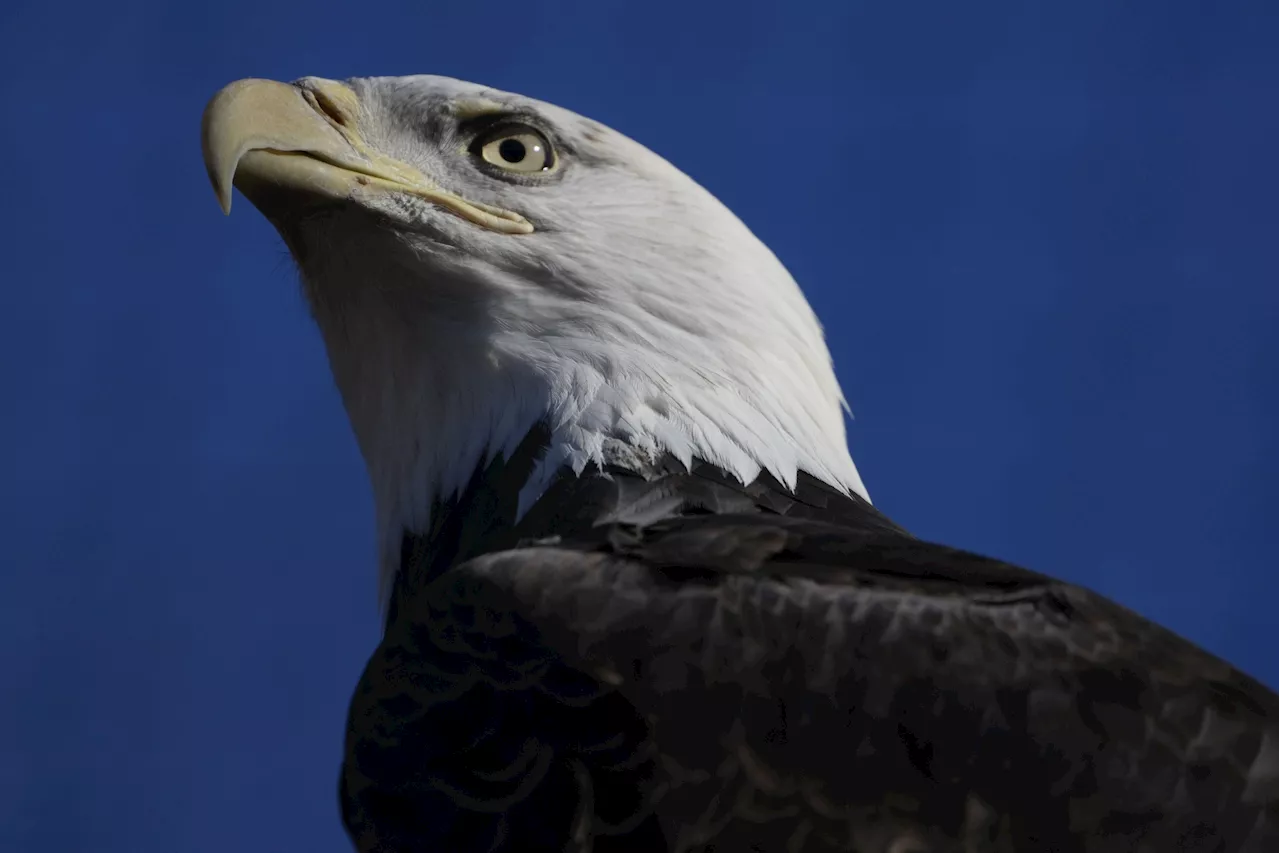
295;154;868;599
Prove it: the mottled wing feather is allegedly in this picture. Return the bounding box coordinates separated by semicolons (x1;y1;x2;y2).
465;519;1275;851
343;510;1277;852
343;568;666;852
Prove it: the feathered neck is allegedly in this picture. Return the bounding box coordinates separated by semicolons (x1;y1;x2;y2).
289;208;868;602
385;422;901;629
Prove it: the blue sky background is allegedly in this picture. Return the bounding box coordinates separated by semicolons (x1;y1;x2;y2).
0;1;1274;851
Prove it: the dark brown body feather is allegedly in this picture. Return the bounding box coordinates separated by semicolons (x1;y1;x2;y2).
340;428;1277;852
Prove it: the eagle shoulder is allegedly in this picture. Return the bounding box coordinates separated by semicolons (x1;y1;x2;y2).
343;509;1278;852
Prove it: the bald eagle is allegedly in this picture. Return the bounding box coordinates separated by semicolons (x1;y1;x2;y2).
202;76;1276;853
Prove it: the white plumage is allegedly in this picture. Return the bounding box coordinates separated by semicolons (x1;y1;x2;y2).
282;76;866;598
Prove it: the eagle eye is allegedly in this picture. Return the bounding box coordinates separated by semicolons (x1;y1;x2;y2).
471;124;556;175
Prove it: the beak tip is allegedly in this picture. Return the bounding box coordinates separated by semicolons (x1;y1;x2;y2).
203;151;234;215
206;167;233;215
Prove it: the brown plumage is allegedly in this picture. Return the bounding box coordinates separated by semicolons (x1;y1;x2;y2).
340;428;1277;852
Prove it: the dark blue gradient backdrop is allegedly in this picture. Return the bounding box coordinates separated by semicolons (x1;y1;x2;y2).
0;2;1274;851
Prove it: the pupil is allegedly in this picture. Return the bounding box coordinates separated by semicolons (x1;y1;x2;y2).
498;138;527;163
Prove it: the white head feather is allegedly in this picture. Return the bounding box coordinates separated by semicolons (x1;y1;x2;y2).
272;75;868;595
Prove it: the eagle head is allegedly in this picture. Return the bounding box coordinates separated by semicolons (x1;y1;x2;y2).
201;75;866;592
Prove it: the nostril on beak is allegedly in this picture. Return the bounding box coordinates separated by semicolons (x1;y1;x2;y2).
306;87;355;130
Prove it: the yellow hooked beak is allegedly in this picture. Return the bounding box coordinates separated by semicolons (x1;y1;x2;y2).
200;77;533;234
